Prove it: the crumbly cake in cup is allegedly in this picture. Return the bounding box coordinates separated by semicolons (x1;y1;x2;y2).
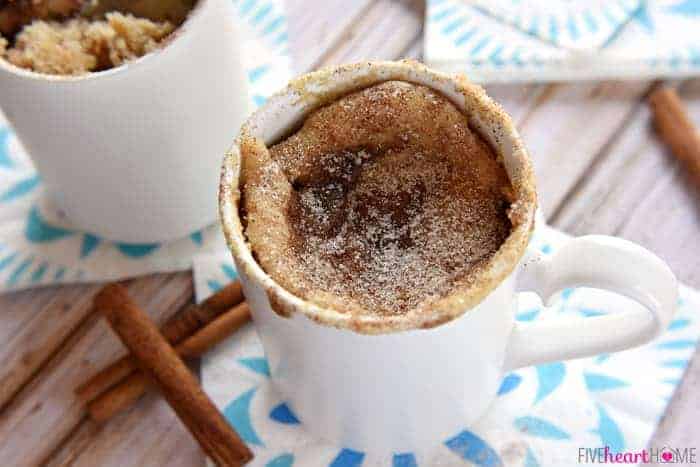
220;61;537;334
1;12;174;75
0;0;195;75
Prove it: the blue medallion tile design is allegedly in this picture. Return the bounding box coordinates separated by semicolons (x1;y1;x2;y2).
269;403;300;425
0;128;13;168
80;234;101;259
207;279;223;293
445;430;502;466
392;453;417;467
115;243;160;258
667;0;700;16
660;359;689;369
329;448;365;467
249;64;271;82
0;252;18;272
584;372;628;391
0;174;40;202
515;416;571;440
30;261;48;283
238;357;271;377
25;206;74;243
667;318;691;331
6;256;33;287
657;339;697;350
53;266;67;281
190;231;203;246
579;308;606;317
592;404;624;453
223;388;264;446
524;447;539;467
266;453;294;467
516;308;540;322
222;263;238;280
594;353;611;364
498;373;522;396
534;362;566;404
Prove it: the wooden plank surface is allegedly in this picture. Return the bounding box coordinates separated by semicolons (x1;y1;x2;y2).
285;0;374;72
0;1;697;465
0;274;194;466
552;80;700;286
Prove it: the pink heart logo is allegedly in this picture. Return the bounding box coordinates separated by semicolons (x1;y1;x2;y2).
662;451;673;462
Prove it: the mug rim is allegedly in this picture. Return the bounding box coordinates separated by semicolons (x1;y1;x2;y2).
0;0;208;82
219;60;538;334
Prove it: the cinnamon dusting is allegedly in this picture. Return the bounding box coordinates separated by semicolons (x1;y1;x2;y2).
241;81;514;317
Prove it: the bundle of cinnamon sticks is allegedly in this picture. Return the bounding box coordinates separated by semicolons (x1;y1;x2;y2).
77;281;254;465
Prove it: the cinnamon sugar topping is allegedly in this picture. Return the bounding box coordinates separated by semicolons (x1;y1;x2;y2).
241;81;515;316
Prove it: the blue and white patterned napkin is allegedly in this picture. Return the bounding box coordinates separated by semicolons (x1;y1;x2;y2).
0;0;290;293
197;225;700;467
425;0;700;82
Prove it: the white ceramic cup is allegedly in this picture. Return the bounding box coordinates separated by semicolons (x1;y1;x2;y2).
0;0;249;243
219;61;678;454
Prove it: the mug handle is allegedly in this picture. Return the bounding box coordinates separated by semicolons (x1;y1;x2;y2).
505;235;678;370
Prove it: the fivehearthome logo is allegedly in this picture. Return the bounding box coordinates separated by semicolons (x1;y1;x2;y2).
578;447;697;464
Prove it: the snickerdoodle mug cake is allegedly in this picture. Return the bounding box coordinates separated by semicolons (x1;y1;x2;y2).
219;62;677;455
236;67;531;323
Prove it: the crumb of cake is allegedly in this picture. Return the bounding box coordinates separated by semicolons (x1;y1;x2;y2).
0;36;6;55
241;81;515;317
1;12;174;75
99;12;174;66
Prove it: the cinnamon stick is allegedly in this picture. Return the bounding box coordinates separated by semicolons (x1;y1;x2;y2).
76;280;244;403
649;86;700;184
96;284;253;466
87;301;251;422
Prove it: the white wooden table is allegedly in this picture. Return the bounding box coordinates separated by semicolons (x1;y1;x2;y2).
0;1;698;465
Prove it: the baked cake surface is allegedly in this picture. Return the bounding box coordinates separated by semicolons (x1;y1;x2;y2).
240;81;514;316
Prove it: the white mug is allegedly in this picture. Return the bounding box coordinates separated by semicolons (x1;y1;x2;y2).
0;0;249;243
219;61;678;454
